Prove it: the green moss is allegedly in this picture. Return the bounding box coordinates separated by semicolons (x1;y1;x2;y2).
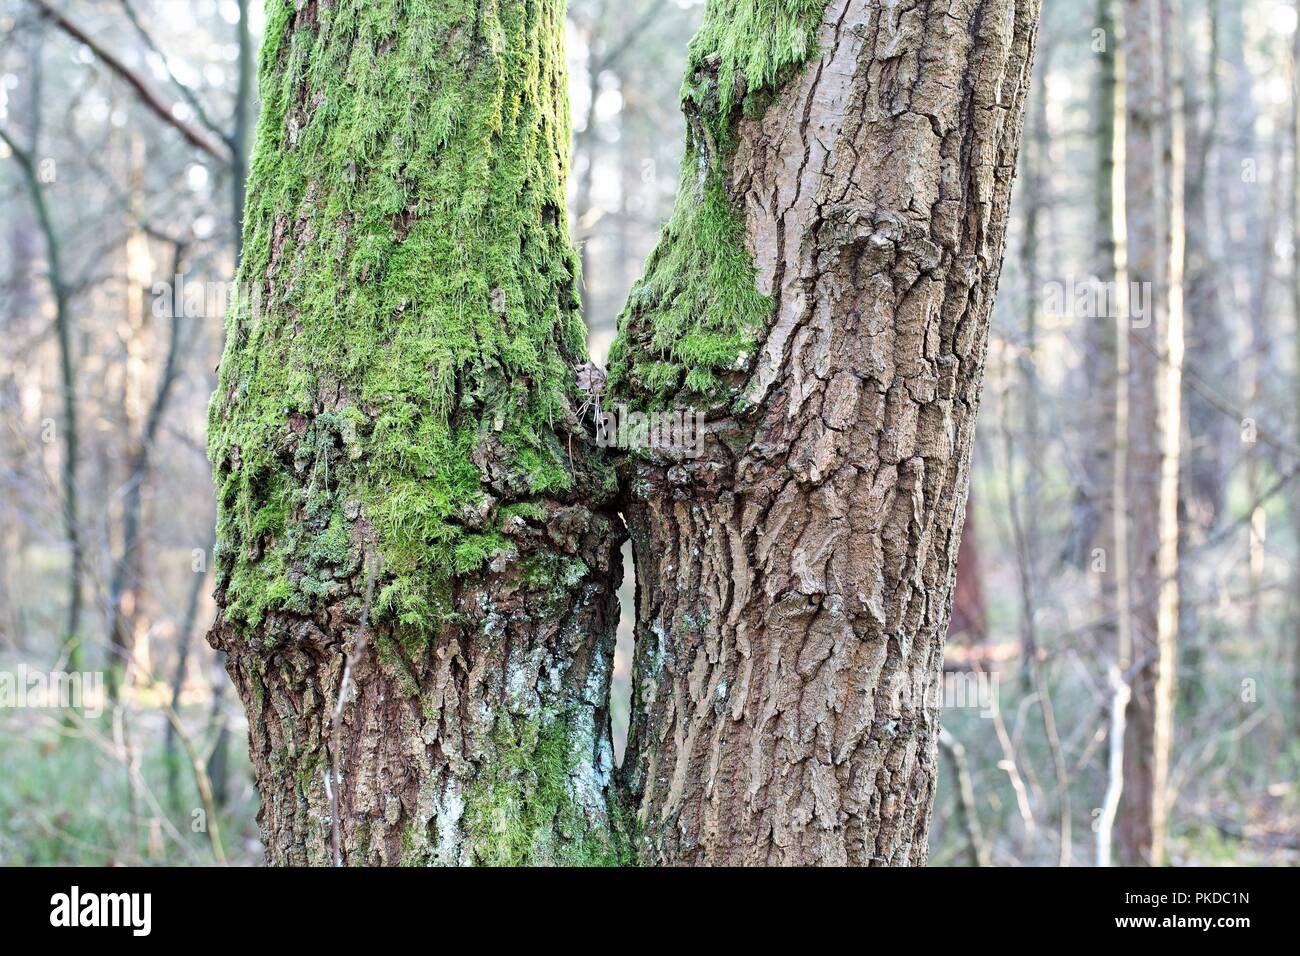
500;501;547;522
606;162;771;407
685;0;829;149
607;0;830;411
462;712;631;866
210;0;606;639
517;552;589;617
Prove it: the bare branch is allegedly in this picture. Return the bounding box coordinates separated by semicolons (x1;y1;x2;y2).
117;0;233;149
30;0;231;164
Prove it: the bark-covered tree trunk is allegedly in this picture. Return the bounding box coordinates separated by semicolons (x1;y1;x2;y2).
1181;0;1229;541
1095;0;1133;870
211;0;1040;866
0;107;82;672
208;0;627;866
1081;0;1123;677
1291;0;1300;730
0;19;45;651
611;0;1041;865
1118;0;1163;868
1117;0;1181;868
948;491;988;645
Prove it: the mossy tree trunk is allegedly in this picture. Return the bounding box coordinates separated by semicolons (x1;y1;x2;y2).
208;0;626;865
211;0;1040;866
611;0;1041;865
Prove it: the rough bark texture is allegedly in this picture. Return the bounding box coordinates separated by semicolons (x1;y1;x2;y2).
612;0;1041;865
208;0;626;865
212;0;1041;866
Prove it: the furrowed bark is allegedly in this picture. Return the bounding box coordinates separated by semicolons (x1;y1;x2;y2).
214;0;1041;867
208;0;625;866
610;0;1041;865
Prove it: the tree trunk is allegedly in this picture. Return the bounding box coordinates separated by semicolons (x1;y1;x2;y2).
1292;0;1300;729
1117;0;1181;868
1180;0;1228;541
1082;0;1123;669
208;0;626;866
611;0;1041;865
0;108;82;673
1215;0;1269;646
211;0;1041;866
948;490;988;645
0;18;45;651
1094;0;1133;870
1013;35;1048;675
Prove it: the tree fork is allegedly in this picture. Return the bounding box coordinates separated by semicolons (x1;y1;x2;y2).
210;0;1042;866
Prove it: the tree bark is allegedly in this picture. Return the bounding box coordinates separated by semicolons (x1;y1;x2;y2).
211;0;1041;866
1180;0;1228;541
948;490;987;645
1094;0;1133;870
1292;0;1300;730
208;0;626;866
612;0;1041;865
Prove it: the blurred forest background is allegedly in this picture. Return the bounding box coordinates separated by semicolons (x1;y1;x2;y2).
0;0;1297;866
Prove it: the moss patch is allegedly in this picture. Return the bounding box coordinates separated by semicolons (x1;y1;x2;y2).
686;0;829;148
209;0;606;639
462;711;632;866
606;0;831;411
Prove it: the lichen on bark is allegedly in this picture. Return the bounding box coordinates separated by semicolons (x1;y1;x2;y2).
461;709;633;866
